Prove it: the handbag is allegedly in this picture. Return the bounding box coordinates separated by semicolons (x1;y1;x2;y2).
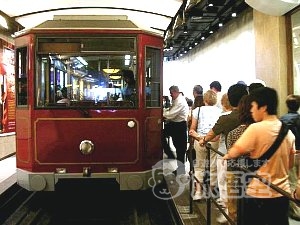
186;139;196;162
186;106;200;162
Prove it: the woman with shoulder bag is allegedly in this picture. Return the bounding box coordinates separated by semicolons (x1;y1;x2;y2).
189;90;222;201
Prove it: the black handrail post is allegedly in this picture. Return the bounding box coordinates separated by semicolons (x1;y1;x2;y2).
236;171;244;225
205;143;211;225
188;149;194;214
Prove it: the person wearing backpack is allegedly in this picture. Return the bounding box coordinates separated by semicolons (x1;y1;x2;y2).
280;94;300;221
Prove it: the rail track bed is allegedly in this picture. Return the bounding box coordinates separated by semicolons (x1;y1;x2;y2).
0;180;181;225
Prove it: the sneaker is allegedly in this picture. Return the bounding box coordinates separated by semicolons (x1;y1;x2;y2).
193;192;203;201
216;213;227;224
289;201;300;221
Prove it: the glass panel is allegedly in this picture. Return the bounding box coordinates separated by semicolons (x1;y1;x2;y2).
16;47;28;106
35;37;137;108
145;47;161;107
291;11;300;96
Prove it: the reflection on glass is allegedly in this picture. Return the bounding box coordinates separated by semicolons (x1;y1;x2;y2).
16;47;28;106
35;37;138;108
145;47;161;107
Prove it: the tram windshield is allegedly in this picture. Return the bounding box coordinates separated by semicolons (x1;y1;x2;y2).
35;37;138;108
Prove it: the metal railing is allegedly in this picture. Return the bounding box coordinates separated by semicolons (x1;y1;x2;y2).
187;142;299;225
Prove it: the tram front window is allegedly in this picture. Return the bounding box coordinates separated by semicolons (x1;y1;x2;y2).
35;37;138;108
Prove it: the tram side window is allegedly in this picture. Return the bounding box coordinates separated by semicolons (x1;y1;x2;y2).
145;47;161;107
16;47;28;106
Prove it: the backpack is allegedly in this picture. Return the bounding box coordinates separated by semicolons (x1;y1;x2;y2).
283;115;300;150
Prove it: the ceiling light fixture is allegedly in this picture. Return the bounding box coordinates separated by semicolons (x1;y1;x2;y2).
183;25;188;34
218;22;223;27
103;56;119;74
169;41;174;50
103;69;120;74
163;0;249;58
109;74;122;80
231;8;237;17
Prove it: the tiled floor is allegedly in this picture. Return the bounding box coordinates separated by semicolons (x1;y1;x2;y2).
0;155;17;194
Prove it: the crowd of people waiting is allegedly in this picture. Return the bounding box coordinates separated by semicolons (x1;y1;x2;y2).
162;80;300;225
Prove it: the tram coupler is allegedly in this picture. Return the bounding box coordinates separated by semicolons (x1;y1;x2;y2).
83;167;91;177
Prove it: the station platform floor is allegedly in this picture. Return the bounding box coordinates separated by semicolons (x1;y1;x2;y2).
163;158;225;225
0;154;16;195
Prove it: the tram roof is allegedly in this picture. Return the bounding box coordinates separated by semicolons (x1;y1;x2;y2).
13;15;164;38
35;17;139;30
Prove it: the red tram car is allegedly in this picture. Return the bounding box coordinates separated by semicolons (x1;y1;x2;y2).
14;16;164;191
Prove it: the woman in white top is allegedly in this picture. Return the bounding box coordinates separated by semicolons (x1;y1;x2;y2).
216;93;232;209
189;90;222;200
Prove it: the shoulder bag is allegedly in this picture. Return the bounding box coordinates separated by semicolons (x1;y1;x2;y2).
186;107;200;163
244;122;289;172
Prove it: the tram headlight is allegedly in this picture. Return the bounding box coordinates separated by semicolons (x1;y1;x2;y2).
79;140;94;155
127;120;135;128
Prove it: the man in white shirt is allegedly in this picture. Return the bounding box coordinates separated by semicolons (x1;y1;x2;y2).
162;85;189;175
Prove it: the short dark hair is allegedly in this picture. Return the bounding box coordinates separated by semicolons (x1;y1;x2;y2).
122;69;134;79
238;95;255;125
210;81;222;92
227;83;248;107
122;69;135;85
285;94;300;112
193;85;203;95
186;97;193;107
193;95;204;109
248;83;264;93
249;87;278;115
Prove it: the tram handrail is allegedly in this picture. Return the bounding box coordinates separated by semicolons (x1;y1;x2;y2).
202;142;299;225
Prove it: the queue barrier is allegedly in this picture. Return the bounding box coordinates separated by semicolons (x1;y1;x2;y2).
187;142;299;225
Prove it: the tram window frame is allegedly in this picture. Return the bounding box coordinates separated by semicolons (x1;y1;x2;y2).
145;46;162;108
16;47;28;107
35;37;138;109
